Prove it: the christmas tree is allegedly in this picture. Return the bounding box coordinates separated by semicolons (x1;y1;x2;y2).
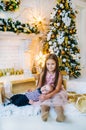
43;0;81;78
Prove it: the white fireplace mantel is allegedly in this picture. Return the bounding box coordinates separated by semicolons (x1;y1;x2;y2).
0;32;40;40
0;31;44;70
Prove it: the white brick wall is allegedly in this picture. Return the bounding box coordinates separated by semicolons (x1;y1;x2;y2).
0;39;31;70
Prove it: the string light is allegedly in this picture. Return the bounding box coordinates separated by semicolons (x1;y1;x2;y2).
35;51;46;69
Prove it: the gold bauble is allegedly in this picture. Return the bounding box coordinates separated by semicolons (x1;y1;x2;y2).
78;49;80;52
56;34;59;37
58;57;62;65
62;6;64;9
54;23;57;26
65;36;68;42
67;46;70;48
70;29;73;33
70;14;76;19
62;0;65;3
66;63;69;66
71;72;74;75
51;34;55;38
75;66;78;70
62;64;65;67
65;2;69;9
4;26;7;31
57;0;62;3
73;29;76;32
61;51;65;55
58;9;61;14
64;25;67;28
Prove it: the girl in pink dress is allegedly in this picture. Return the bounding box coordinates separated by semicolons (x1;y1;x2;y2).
37;53;68;122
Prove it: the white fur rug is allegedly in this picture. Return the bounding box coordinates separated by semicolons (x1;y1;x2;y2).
0;103;86;130
0;104;41;117
0;103;85;118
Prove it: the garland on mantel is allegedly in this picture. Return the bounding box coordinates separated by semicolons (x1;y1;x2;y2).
0;0;20;11
0;18;39;34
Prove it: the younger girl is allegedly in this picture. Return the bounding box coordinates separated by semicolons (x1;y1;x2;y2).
29;84;54;104
5;84;53;106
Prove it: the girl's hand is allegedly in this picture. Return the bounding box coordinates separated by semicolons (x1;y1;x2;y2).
29;100;34;104
39;94;48;101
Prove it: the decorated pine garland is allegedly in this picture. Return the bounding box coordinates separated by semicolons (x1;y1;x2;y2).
0;18;39;34
0;0;20;11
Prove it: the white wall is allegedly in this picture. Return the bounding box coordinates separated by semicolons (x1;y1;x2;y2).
79;9;86;64
0;39;31;69
80;9;86;76
75;0;86;75
72;0;86;76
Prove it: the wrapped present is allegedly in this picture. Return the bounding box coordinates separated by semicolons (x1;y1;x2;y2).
67;91;81;103
67;91;77;103
75;95;86;113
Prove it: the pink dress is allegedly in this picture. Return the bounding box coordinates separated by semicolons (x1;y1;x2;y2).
41;72;68;107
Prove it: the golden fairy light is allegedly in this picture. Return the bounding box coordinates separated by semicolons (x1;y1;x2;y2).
35;51;46;69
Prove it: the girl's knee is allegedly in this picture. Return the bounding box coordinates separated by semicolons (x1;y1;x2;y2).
41;105;50;111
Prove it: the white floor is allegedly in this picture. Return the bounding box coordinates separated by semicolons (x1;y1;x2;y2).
0;75;86;130
67;75;86;94
0;103;86;130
